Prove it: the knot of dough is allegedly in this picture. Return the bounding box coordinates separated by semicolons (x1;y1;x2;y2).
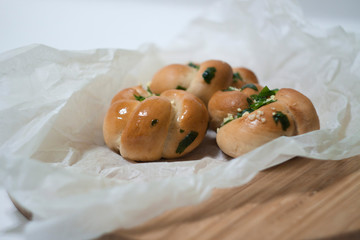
216;88;320;157
103;86;209;161
208;83;263;130
149;60;233;105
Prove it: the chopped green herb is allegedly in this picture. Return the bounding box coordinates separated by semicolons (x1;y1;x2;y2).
151;119;159;126
202;67;216;84
147;86;153;94
219;85;280;128
254;86;278;99
220;113;235;127
188;62;200;70
176;85;187;90
247;97;253;105
221;119;233;126
249;86;278;110
250;98;276;110
273;111;290;131
146;86;160;96
180;129;185;133
134;94;146;101
233;72;243;83
241;83;258;91
222;86;239;92
176;131;198;154
236;108;254;118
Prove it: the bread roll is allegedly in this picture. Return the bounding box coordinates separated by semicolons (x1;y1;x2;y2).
103;86;209;161
149;60;233;104
216;87;320;157
208;83;263;130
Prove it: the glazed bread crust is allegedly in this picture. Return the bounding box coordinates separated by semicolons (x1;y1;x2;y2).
216;88;320;158
276;88;320;134
103;86;209;161
208;83;263;130
231;67;259;88
149;60;233;104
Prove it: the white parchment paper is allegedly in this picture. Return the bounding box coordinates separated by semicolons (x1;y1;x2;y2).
1;0;360;239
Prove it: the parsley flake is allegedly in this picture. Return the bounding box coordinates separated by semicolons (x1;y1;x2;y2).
133;94;146;101
176;85;187;90
202;67;216;84
151;119;159;126
272;111;290;131
241;83;258;91
176;131;198;154
233;72;243;83
188;62;200;70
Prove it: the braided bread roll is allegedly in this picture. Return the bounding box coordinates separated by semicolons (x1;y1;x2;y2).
149;60;233;105
103;86;209;161
208;83;263;130
216;88;320;157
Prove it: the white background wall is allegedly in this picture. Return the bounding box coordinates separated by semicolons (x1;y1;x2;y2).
1;0;359;54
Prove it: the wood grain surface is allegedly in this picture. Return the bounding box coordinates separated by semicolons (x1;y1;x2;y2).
11;155;360;240
98;155;360;240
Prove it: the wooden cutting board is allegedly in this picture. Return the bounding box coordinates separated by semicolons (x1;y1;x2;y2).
99;155;360;240
12;155;360;240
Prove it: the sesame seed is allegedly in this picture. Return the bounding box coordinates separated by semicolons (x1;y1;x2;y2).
248;114;255;120
261;117;266;123
243;111;249;117
237;108;242;112
272;112;276;115
271;107;276;110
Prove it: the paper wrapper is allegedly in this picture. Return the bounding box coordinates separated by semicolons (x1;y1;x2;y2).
1;0;360;239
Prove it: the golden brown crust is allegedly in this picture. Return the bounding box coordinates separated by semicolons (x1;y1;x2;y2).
207;84;263;130
216;102;296;157
149;64;195;94
275;88;320;134
103;86;209;161
187;60;233;104
240;83;263;96
160;90;209;158
208;90;250;131
231;67;259;88
111;85;149;104
149;60;233;105
215;88;320;158
103;100;140;152
120;97;172;161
